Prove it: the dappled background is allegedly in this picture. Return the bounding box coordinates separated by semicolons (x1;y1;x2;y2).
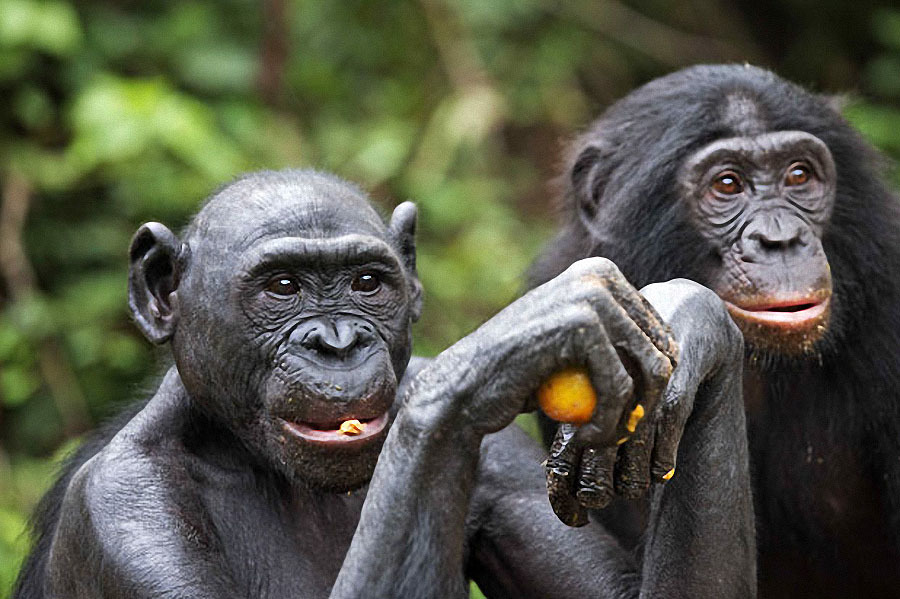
1;0;900;593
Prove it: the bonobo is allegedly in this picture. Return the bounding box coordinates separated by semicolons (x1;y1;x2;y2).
531;64;900;598
15;169;753;599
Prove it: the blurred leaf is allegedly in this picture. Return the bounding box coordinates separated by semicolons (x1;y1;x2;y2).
12;85;54;130
872;8;900;51
0;366;40;406
0;0;82;55
866;54;900;98
845;103;900;154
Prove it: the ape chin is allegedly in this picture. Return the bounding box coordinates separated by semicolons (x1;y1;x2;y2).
723;294;831;359
274;429;388;492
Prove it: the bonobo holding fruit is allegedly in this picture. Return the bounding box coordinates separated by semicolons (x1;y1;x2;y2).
15;170;753;599
531;64;900;598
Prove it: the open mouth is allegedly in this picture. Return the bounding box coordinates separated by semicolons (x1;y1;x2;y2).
281;412;389;446
725;297;830;327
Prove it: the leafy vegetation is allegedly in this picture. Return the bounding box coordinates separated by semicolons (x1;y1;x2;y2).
1;0;898;593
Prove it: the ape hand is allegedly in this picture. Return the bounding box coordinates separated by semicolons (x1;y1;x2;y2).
546;279;744;526
403;257;677;448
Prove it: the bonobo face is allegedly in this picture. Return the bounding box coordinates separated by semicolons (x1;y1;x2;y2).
129;172;422;491
679;131;836;355
234;232;411;490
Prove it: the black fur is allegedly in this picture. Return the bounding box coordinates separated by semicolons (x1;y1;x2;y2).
15;169;755;599
532;64;900;598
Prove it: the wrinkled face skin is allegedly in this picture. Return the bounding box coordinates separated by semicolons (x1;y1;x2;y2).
679;131;836;355
170;178;420;492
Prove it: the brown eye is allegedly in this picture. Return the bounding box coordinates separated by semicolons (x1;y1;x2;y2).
266;277;299;297
785;162;812;186
712;171;744;195
351;272;381;294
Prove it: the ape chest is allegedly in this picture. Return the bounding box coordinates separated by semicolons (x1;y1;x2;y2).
749;409;898;585
208;489;363;597
759;437;877;527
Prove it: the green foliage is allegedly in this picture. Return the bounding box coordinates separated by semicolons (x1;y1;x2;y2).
0;1;898;596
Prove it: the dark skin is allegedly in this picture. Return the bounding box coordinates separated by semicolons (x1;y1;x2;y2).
15;169;753;599
679;130;834;355
531;64;900;598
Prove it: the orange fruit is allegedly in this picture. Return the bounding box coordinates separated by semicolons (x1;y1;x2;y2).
537;367;597;424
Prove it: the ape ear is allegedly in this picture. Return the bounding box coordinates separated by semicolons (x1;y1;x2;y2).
128;222;190;344
570;145;608;237
388;201;423;322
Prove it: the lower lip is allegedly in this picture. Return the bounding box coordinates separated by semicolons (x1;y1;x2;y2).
725;298;829;327
281;412;389;446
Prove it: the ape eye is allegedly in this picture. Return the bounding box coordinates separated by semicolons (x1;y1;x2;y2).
351;272;381;294
266;277;300;297
711;171;744;196
785;162;812;186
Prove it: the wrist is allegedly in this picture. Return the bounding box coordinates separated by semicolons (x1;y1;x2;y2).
391;393;484;458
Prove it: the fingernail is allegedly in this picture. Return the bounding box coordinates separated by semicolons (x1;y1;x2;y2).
625;404;645;433
616;436;629;446
662;467;675;480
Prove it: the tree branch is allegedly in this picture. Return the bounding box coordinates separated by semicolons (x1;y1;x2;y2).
0;174;90;437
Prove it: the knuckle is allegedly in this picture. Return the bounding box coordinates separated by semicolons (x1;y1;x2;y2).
567;257;624;291
658;393;682;417
575;423;604;445
616;474;650;499
567;305;601;330
648;355;674;388
572;256;615;276
576;484;613;509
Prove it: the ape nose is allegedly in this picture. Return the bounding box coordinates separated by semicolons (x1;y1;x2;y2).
741;216;809;262
294;316;373;359
749;229;803;251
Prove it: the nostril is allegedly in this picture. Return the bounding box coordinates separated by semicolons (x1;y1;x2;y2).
758;237;783;251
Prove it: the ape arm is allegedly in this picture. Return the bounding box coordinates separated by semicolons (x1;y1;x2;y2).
466;281;753;599
332;269;754;599
636;280;754;596
333;257;673;598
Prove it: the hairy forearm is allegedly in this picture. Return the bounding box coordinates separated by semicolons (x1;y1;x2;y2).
639;280;756;598
331;389;483;599
640;366;755;598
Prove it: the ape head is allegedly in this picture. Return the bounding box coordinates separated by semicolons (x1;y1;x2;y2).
127;170;423;491
533;64;897;362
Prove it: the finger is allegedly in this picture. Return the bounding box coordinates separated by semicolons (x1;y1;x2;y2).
575;445;618;509
573;323;635;445
572;275;673;433
546;424;590;527
579;302;670;441
650;362;700;482
604;272;680;366
613;422;653;498
607;329;671;435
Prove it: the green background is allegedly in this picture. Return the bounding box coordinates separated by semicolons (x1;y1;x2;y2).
1;0;900;595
